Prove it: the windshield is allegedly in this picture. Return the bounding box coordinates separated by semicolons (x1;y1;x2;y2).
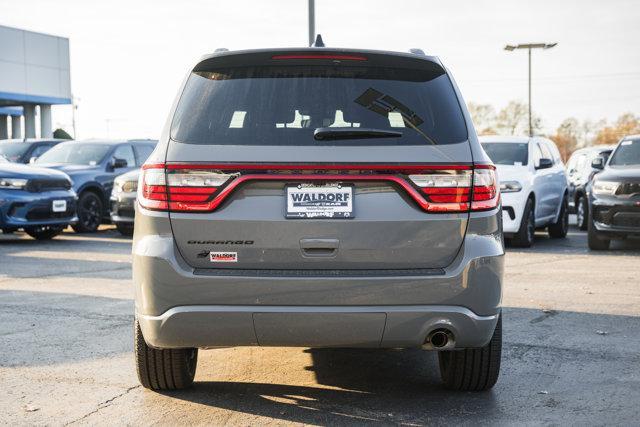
0;144;30;162
481;142;529;166
609;139;640;166
36;143;111;165
171;66;467;146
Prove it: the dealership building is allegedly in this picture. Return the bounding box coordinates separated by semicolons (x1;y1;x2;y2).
0;25;71;139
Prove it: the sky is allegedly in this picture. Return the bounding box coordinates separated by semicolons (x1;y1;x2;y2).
1;0;639;139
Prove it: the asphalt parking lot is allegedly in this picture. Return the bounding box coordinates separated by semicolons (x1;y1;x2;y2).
1;219;639;425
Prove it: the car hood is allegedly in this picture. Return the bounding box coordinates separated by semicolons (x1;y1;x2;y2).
116;169;140;182
0;163;72;180
493;164;529;182
596;166;640;183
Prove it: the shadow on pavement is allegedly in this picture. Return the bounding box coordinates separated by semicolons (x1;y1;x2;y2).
165;307;640;424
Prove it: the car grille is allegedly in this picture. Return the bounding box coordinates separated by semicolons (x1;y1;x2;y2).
612;213;640;228
27;178;72;192
116;208;135;218
25;205;74;221
616;182;640;196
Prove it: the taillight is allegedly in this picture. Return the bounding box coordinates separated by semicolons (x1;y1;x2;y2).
471;167;500;211
409;170;472;212
138;164;236;212
408;166;499;212
138;163;499;214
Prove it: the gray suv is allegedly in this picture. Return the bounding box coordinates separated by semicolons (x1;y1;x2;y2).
133;48;504;391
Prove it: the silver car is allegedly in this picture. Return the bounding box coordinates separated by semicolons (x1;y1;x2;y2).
133;47;504;391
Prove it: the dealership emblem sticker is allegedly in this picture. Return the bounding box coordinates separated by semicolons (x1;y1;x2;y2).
209;251;238;263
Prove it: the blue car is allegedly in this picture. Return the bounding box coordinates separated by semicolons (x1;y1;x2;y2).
0;139;66;164
0;156;77;240
35;139;157;232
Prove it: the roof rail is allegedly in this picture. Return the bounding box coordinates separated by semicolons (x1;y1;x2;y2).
409;48;426;55
214;48;229;53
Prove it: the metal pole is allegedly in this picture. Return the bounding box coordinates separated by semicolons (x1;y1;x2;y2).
308;0;315;46
528;47;532;137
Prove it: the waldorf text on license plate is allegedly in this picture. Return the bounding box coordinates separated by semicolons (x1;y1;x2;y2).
286;184;353;219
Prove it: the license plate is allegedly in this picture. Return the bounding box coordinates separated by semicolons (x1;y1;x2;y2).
286;184;354;219
52;200;67;213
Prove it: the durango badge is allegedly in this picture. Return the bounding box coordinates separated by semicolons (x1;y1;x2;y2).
209;251;238;263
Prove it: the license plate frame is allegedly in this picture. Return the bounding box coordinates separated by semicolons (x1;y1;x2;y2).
285;183;354;219
52;200;67;213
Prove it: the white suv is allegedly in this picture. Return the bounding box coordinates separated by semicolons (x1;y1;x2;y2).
480;136;569;247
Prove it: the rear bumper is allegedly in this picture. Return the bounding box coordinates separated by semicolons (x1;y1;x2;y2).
138;305;499;349
133;208;504;349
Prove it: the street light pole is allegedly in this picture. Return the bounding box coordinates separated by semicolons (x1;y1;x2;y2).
308;0;315;47
504;42;557;137
528;47;532;137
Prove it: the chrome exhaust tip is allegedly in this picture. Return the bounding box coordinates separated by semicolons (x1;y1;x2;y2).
423;329;455;350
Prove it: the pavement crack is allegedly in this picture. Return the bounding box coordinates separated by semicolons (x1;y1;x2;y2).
65;385;140;425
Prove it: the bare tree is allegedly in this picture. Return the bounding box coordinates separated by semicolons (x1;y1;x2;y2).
594;113;640;145
552;118;580;161
494;101;542;135
467;103;496;135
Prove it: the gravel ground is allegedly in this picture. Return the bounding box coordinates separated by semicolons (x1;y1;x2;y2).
1;220;639;425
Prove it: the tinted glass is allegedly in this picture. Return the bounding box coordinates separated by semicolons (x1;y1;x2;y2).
30;145;51;158
134;145;154;165
36;143;112;165
113;145;135;167
171;66;467;146
609;139;640;166
0;144;30;162
481;142;528;166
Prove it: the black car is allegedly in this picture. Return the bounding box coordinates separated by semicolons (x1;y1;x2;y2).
110;169;139;236
588;135;640;250
0;139;66;164
566;145;614;230
34;139;157;233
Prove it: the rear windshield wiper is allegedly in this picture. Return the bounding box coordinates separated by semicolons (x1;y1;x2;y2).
314;127;403;141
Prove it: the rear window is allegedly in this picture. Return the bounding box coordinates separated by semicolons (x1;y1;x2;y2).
481;142;529;166
170;65;468;146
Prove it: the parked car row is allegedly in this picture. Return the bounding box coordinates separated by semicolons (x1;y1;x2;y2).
478;134;640;251
0;138;156;239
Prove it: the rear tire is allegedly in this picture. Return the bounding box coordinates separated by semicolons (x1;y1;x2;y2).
588;214;610;250
24;226;64;240
548;196;569;238
116;223;134;237
438;315;502;391
135;319;197;390
576;195;589;231
511;199;535;247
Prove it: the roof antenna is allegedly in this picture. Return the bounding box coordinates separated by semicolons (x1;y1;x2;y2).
313;34;325;47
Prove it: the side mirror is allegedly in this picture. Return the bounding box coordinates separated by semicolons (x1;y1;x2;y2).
536;158;553;170
111;157;128;170
29;156;38;164
591;157;605;170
